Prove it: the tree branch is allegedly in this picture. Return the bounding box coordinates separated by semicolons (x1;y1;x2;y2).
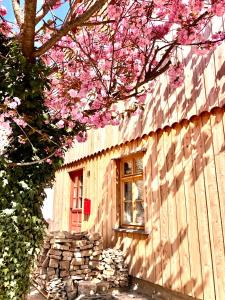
12;0;23;27
22;0;37;59
34;0;108;57
35;0;57;25
6;150;59;167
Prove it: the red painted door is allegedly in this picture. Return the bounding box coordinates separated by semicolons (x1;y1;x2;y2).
69;170;83;232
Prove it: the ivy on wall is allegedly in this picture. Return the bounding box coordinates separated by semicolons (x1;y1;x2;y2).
0;35;82;299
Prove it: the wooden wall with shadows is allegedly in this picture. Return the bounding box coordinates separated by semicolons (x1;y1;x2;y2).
53;107;225;300
53;16;225;300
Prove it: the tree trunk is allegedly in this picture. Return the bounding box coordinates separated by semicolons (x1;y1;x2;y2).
22;0;37;59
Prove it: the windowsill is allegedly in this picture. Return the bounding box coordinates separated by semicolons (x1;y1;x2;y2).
113;227;149;235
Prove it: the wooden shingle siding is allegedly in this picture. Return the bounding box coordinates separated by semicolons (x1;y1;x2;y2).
53;107;225;300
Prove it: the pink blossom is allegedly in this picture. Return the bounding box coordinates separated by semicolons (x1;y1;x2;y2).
56;120;65;128
55;148;64;157
68;89;78;98
168;63;184;88
39;0;225;137
0;21;11;35
7;101;18;109
0;5;7;16
18;136;26;144
76;131;87;143
13;118;27;128
212;1;225;16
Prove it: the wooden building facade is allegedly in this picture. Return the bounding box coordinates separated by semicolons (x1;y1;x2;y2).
52;20;225;300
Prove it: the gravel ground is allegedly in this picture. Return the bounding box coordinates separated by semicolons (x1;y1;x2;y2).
27;286;152;300
27;286;46;300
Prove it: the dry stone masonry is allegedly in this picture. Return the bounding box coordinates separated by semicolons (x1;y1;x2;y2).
32;231;128;299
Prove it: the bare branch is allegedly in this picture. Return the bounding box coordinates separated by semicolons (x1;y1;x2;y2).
145;42;175;81
6;150;59;167
22;0;37;59
12;0;23;27
35;0;57;25
34;0;108;57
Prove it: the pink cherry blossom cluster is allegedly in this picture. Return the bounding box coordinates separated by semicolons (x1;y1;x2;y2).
211;0;225;16
41;0;225;140
0;96;28;146
0;1;11;35
0;2;6;16
168;63;185;88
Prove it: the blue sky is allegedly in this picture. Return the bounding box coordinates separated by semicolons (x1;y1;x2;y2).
3;0;69;26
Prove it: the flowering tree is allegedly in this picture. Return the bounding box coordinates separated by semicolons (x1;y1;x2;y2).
0;0;225;299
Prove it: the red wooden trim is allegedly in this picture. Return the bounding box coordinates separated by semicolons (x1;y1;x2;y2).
69;169;83;232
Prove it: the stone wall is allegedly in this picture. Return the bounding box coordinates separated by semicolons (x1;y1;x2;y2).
32;231;128;299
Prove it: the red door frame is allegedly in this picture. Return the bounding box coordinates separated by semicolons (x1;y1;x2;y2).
69;169;83;232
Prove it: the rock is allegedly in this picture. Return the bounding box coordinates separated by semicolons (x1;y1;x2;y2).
70;265;80;271
74;252;82;258
93;245;103;251
47;268;56;276
80;243;93;250
87;233;101;241
72;240;87;247
50;238;73;244
89;260;100;268
49;249;62;256
52;244;70;251
78;280;97;296
96;281;110;294
71;257;85;266
60;260;70;270
60;270;70;277
63;251;74;256
80;249;93;257
80;264;89;269
103;269;115;277
49;258;59;268
92;250;102;256
43;242;51;249
50;255;61;260
39;268;47;275
67;290;77;300
50;231;73;239
71;275;85;280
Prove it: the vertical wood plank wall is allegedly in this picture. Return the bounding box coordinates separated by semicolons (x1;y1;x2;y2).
53;107;225;300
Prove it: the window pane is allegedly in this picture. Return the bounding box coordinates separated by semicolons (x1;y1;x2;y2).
124;202;133;224
73;187;78;197
124;182;132;200
123;161;132;175
135;201;144;224
134;157;143;173
79;197;82;208
72;199;77;209
133;180;143;200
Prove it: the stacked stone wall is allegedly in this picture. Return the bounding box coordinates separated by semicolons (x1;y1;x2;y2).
32;231;128;299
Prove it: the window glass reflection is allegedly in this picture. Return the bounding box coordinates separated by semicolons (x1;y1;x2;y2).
124;182;132;200
124;202;132;224
135;158;143;173
124;161;132;175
